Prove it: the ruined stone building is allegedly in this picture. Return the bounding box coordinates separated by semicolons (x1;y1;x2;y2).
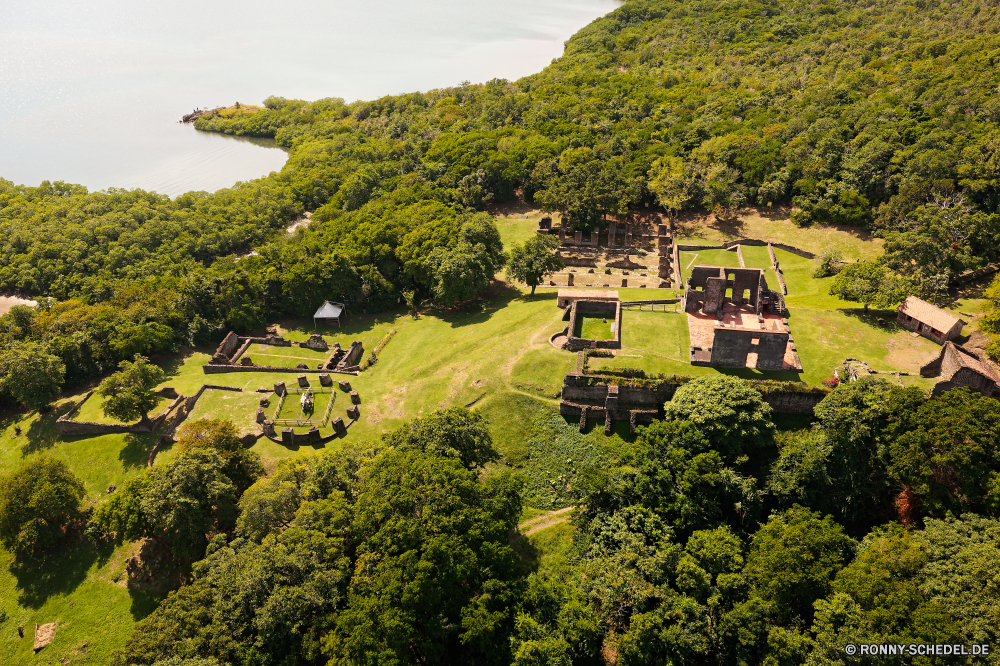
896;296;963;343
682;266;801;371
920;341;1000;397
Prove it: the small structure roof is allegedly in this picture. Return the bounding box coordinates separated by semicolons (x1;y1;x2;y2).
898;296;961;333
947;342;1000;384
557;289;619;301
313;301;344;319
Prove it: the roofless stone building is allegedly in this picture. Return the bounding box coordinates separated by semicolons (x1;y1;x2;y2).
682;265;801;371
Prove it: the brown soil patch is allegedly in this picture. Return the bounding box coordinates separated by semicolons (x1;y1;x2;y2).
884;332;939;372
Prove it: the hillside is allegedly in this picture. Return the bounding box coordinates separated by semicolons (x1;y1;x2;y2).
3;0;1000;664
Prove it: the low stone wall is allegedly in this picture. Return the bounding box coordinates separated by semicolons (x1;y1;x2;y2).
560;372;829;420
758;391;826;414
951;263;1000;287
57;392;182;436
558;255;599;268
262;430;340;446
677;238;816;259
566;300;622;350
202;364;359;375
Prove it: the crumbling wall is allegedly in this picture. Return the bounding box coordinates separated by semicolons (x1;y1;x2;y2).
756;332;791;371
703;277;727;315
560;373;829;421
758;390;825;414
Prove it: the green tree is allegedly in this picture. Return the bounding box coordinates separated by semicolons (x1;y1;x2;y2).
87;472;152;544
322;449;523;666
142;448;239;561
744;505;855;625
812;378;925;534
428;213;507;306
647;156;694;219
887;388;1000;519
174;419;265;495
505;234;564;295
111;497;354;666
663;376;774;463
382;406;499;469
98;355;166;425
700;163;745;218
0;456;85;558
918;514;1000;648
828;260;910;312
0;340;66;410
809;525;962;663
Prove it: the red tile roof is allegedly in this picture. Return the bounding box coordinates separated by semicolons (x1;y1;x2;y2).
898;296;961;333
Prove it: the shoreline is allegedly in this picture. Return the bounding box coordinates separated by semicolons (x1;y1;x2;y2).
0;294;37;316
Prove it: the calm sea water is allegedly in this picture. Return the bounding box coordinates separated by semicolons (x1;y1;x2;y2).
0;0;618;198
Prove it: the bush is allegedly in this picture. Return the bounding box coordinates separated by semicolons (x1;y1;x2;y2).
0;456;85;558
813;250;844;278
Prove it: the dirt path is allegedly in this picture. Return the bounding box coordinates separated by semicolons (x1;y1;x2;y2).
519;506;575;536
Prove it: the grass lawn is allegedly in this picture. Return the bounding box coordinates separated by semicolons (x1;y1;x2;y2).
186;389;265;437
0;397;165;665
575;314;616;340
245;343;330;365
274;390;336;425
495;211;548;251
674;207;883;261
71;393;171;425
679;248;741;281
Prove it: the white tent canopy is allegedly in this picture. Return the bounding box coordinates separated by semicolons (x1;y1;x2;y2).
313;301;345;327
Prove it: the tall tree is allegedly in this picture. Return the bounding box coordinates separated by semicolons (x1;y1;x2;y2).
828;260;911;312
505;234;564;295
0;455;85;558
0;340;66;410
98;354;166;425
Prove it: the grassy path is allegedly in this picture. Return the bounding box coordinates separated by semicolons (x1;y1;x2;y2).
519;506;575;536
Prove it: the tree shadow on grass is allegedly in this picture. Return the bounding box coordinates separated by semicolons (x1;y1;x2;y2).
119;432;160;470
437;282;524;329
152;347;208;381
837;308;907;333
509;530;542;574
715;367;804;383
129;589;166;621
20;402;75;456
10;534;111;609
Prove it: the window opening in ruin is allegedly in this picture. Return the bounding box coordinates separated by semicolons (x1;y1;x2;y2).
743;289;751;300
751;337;760;345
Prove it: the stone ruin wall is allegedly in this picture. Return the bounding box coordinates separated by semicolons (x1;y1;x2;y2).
203;333;362;375
565;300;622;350
56;391;183;436
559;373;828;427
